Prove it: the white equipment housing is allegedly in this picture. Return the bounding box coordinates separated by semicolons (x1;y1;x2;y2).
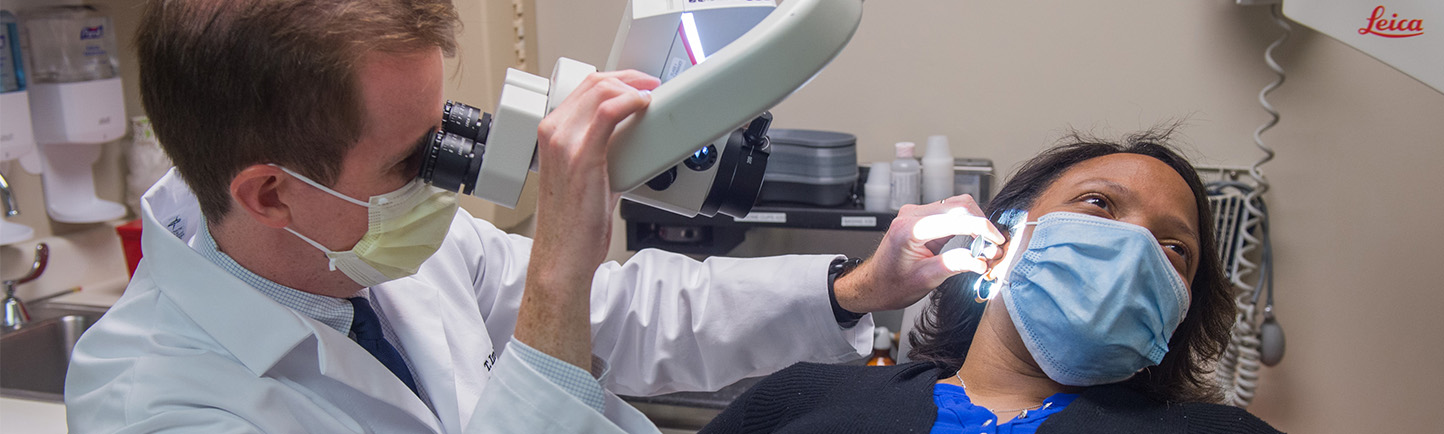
467;0;864;217
1283;0;1441;93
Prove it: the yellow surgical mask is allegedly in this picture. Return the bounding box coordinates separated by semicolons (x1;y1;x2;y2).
275;165;459;287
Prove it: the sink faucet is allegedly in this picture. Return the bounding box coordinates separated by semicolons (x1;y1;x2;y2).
0;171;18;217
4;243;50;329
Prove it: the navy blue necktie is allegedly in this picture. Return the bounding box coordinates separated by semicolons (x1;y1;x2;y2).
348;297;419;396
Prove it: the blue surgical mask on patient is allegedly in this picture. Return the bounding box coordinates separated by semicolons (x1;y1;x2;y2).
1000;212;1190;387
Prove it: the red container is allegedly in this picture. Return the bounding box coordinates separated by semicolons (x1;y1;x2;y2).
116;219;144;278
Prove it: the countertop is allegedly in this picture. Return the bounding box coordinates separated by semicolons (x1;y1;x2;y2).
0;397;68;433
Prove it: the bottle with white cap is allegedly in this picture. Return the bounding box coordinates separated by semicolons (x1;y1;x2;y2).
867;326;895;366
889;142;920;210
863;161;891;212
922;135;955;203
125;117;173;216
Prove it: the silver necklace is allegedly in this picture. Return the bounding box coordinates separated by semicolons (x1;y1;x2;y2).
954;373;1053;420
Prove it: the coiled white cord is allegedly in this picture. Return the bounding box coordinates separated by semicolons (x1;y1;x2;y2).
1216;3;1290;409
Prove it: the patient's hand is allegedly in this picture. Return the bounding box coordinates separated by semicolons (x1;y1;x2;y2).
834;194;1004;313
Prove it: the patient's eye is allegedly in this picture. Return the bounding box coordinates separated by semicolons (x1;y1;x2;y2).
1160;242;1192;277
1163;243;1188;259
1079;193;1111;210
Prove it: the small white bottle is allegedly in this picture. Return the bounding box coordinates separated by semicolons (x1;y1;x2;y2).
922;135;955;203
889;142;920;210
863;162;891;212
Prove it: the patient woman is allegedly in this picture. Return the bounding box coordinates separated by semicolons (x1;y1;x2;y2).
701;129;1281;433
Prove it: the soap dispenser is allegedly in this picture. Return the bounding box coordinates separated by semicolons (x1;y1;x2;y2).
1;10;36;245
22;5;127;223
1;9;37;170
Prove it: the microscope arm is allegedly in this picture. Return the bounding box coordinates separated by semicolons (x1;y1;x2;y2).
604;0;865;192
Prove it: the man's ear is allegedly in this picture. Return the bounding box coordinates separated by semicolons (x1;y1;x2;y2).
230;165;292;229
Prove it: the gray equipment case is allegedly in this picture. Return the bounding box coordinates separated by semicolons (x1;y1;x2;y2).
758;129;858;206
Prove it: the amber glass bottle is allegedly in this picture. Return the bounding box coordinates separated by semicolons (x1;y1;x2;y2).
866;326;895;366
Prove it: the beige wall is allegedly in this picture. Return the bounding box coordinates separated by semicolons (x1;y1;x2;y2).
538;1;1444;432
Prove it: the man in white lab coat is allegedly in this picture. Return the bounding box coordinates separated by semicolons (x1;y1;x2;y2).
64;1;1000;432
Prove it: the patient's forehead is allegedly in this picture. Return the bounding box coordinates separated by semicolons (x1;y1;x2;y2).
1046;154;1198;223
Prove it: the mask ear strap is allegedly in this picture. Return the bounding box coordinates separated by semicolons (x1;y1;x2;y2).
269;164;370;207
284;227;340;271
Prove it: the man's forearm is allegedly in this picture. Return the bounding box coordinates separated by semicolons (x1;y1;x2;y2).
514;250;595;370
516;70;655;371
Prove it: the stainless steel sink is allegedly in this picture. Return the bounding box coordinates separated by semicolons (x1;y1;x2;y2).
1;302;108;402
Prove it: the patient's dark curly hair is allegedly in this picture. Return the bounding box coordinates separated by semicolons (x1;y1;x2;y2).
906;125;1234;404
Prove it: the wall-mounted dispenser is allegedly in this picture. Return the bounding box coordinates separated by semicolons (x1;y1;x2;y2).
22;5;126;223
1;9;35;245
1;9;37;168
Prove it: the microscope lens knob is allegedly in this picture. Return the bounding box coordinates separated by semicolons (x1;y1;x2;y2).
645;167;679;191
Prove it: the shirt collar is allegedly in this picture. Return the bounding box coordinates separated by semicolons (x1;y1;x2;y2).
190;222;355;335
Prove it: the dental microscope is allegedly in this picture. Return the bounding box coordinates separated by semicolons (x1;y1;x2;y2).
417;0;865;218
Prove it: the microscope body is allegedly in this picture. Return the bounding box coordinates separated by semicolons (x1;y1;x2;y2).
420;0;864;218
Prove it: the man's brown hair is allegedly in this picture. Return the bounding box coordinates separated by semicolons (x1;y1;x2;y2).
136;0;459;223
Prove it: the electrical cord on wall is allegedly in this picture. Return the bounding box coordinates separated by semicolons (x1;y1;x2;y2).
1215;3;1290;409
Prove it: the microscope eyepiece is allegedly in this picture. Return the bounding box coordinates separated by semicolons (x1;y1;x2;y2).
421;130;483;194
442;101;491;143
420;101;492;195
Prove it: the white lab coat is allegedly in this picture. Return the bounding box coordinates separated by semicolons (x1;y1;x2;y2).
64;171;873;433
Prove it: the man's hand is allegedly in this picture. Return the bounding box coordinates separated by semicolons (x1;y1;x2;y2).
515;70;660;370
833;195;1005;313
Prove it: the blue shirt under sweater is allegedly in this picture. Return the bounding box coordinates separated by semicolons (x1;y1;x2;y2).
931;383;1077;434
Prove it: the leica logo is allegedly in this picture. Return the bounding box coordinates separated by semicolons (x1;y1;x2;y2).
1358;6;1424;38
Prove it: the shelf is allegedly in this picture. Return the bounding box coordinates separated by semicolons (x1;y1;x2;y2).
620;201;897;231
620;200;897;255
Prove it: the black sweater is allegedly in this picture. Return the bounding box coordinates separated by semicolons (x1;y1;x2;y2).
701;362;1281;434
